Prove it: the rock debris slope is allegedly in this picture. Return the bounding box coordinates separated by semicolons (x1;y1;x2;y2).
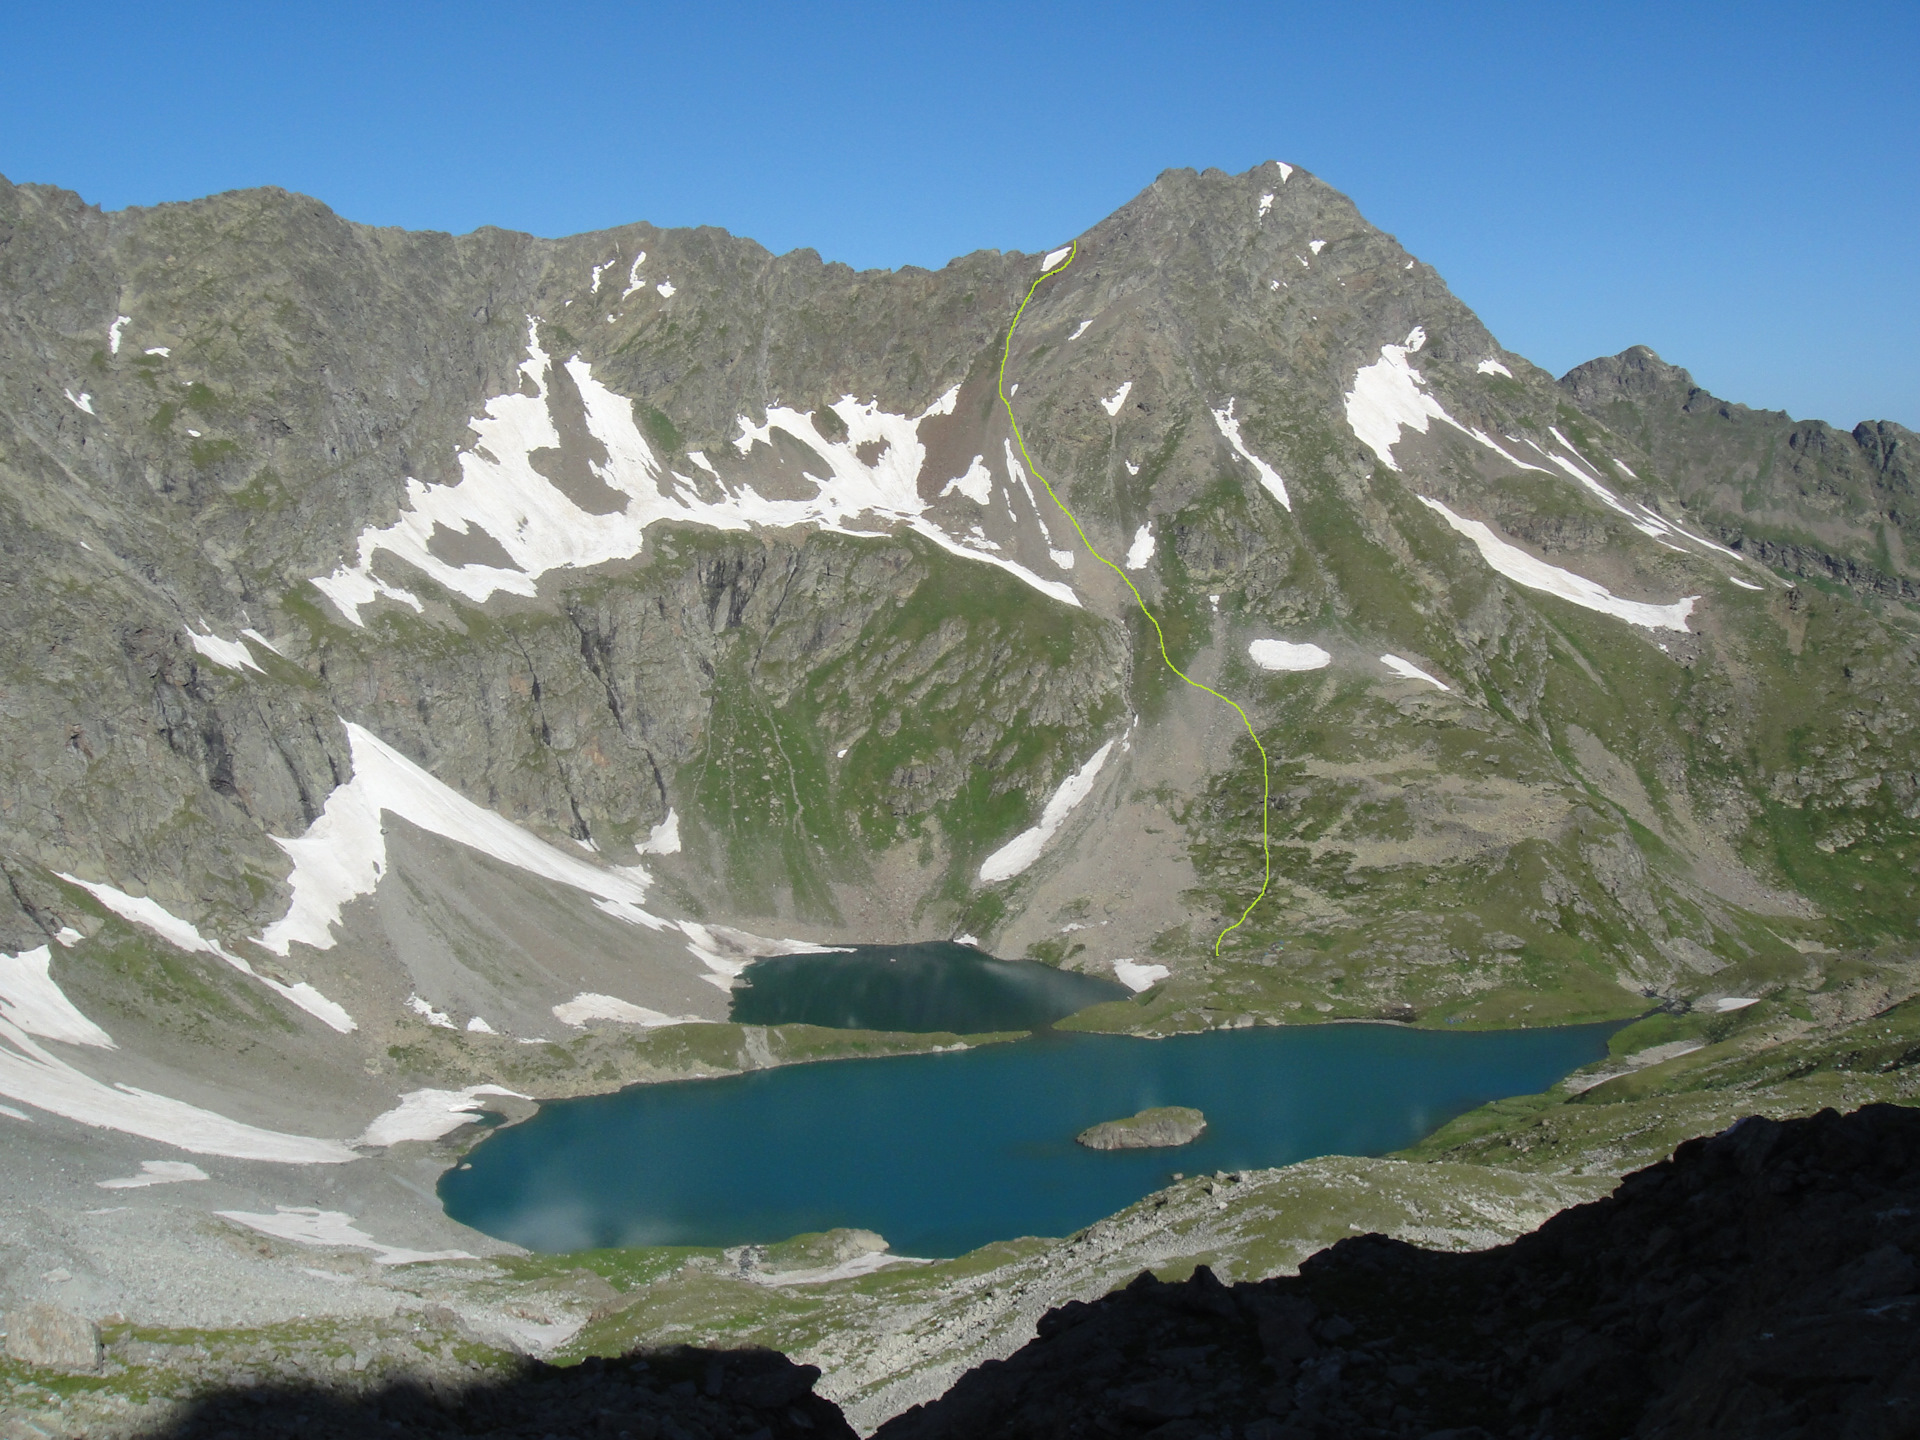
0;159;1917;1156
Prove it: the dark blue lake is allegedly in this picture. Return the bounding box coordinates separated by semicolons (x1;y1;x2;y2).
728;942;1127;1032
441;1021;1615;1257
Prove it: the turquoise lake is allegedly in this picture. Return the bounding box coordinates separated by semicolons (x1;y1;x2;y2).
441;1020;1616;1257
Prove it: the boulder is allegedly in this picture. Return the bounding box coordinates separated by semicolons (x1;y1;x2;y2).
1075;1106;1207;1150
4;1303;101;1371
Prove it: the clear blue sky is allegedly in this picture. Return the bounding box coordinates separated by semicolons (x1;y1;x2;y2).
4;1;1913;428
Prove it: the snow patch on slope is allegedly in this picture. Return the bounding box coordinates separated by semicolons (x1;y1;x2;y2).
552;994;700;1029
1249;639;1331;672
216;1208;471;1265
1041;245;1073;272
0;1016;356;1163
256;723;667;957
941;455;993;504
979;741;1115;884
1113;960;1170;993
0;946;114;1048
1211;400;1290;509
1380;654;1450;690
1100;381;1133;418
61;877;355;1033
1126;524;1156;570
1419;498;1698;631
185;626;265;674
1476;358;1512;377
98;1160;208;1189
311;321;1080;619
358;1086;525;1147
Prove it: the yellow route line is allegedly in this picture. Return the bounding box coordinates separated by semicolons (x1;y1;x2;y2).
998;242;1272;955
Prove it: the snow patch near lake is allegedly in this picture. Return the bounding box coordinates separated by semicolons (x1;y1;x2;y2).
216;1207;472;1265
1419;497;1698;631
0;945;114;1048
0;1013;356;1163
1249;639;1330;672
257;722;669;959
358;1086;525;1147
61;876;355;1033
98;1160;208;1189
979;740;1115;884
1380;654;1450;690
1100;381;1133;417
1211;400;1290;509
185;626;265;674
552;994;698;1030
1113;960;1170;993
1126;524;1156;570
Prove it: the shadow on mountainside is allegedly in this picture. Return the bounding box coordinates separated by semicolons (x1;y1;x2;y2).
875;1104;1920;1440
136;1344;854;1440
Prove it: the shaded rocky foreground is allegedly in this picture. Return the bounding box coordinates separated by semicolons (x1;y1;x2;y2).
104;1105;1920;1438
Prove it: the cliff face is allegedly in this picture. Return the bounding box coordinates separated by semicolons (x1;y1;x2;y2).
877;1103;1920;1440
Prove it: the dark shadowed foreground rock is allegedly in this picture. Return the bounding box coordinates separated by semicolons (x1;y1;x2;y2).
878;1104;1920;1439
1077;1106;1209;1150
3;1302;101;1371
139;1345;854;1440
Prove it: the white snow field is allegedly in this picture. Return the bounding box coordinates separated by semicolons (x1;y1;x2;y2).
1248;639;1331;672
1126;524;1156;570
312;322;1082;624
979;741;1117;884
1101;381;1133;417
551;994;703;1029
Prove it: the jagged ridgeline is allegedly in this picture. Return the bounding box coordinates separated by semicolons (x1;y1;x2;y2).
1;162;1917;1155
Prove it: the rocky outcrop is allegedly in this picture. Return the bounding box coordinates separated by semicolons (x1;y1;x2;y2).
1076;1106;1207;1150
878;1103;1920;1439
2;1303;101;1371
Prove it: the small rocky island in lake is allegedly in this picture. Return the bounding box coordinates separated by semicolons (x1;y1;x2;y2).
1076;1106;1207;1150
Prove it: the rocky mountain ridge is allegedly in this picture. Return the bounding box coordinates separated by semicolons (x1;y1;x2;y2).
1;160;1918;1342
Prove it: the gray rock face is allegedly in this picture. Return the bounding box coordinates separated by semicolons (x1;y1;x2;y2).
1076;1105;1207;1150
3;1302;101;1370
